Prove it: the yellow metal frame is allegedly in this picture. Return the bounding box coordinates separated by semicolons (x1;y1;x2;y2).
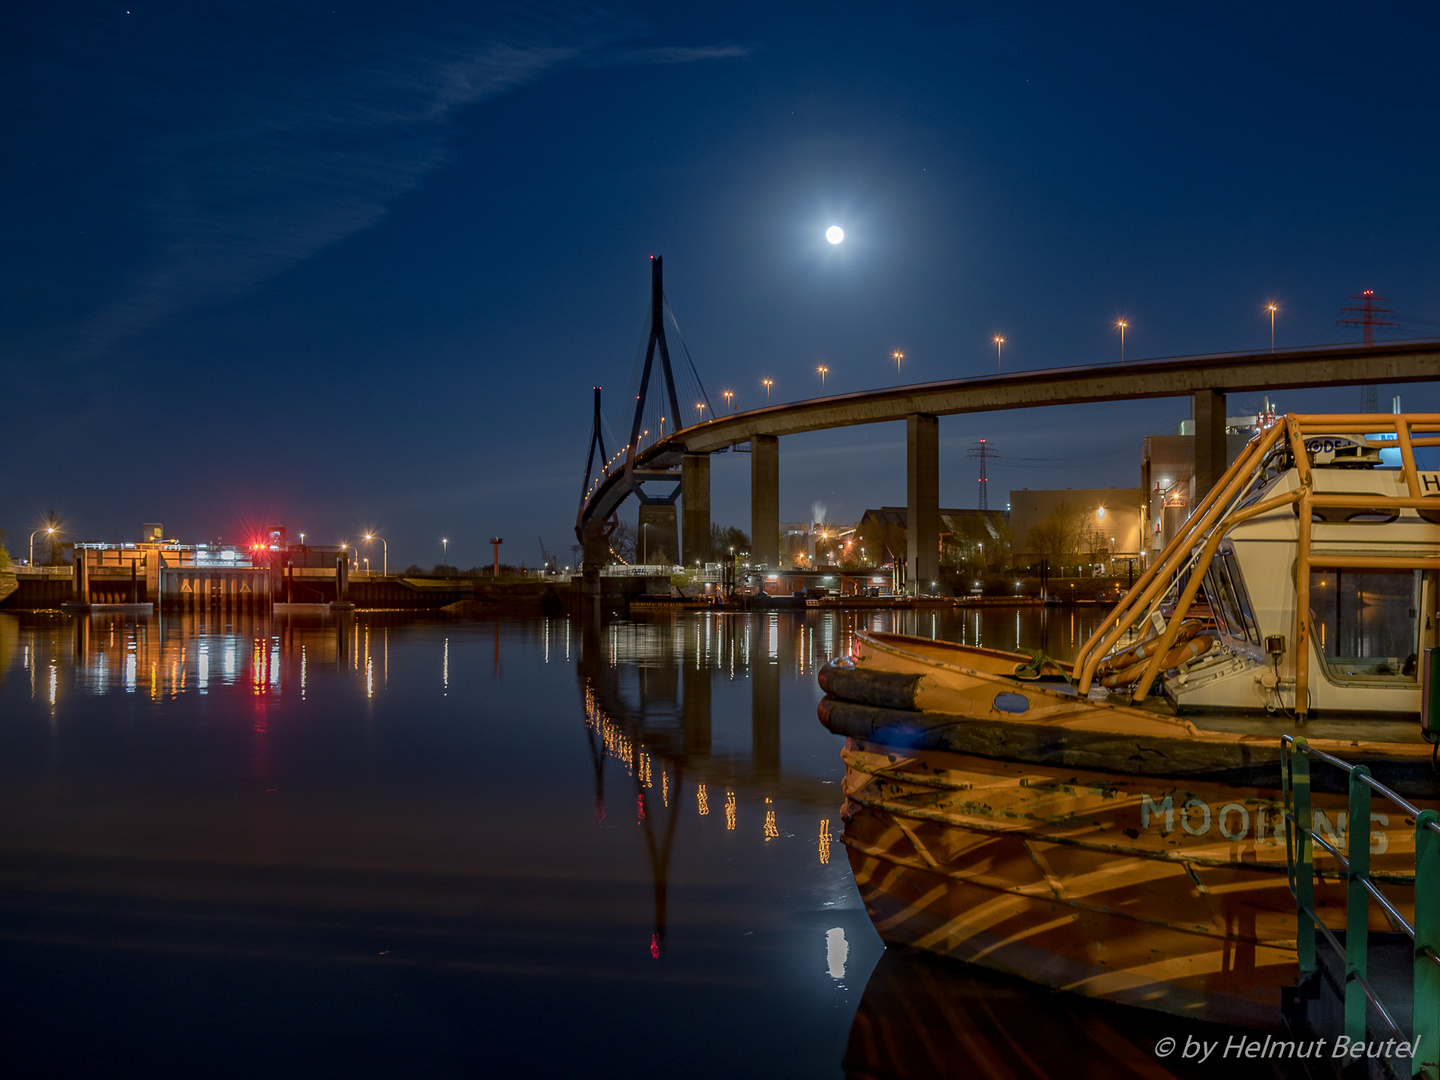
1074;414;1440;713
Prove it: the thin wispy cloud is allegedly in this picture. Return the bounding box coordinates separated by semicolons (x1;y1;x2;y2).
56;9;748;360
600;44;754;66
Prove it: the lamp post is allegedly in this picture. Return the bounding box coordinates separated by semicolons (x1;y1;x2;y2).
641;522;651;565
1116;320;1128;363
28;526;55;566
762;378;773;404
817;365;828;393
723;389;734;412
364;533;387;575
1266;303;1279;352
993;336;1004;373
299;532;305;547
892;350;904;385
696;401;707;423
442;537;448;568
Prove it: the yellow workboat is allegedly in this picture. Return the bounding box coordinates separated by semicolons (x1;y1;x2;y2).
818;413;1440;1026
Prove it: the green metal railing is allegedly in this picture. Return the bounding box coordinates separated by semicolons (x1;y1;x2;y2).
1281;735;1440;1077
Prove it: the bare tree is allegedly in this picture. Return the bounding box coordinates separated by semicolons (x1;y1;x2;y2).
1026;503;1093;574
710;524;750;559
610;521;637;563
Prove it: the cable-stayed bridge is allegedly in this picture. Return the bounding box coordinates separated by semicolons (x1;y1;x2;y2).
577;259;1440;594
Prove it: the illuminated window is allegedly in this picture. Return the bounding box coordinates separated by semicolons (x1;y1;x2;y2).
1310;569;1420;681
1203;549;1260;645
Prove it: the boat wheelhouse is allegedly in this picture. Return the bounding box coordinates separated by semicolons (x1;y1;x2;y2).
1078;414;1440;719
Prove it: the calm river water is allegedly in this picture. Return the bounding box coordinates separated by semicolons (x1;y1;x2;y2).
0;606;1290;1079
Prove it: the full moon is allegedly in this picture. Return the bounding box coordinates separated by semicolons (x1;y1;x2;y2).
825;225;844;245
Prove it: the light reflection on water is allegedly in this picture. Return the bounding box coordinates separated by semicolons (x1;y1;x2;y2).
0;604;1257;1080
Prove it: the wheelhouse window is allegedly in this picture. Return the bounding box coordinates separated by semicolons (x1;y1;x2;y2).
1203;549;1260;645
1309;569;1419;681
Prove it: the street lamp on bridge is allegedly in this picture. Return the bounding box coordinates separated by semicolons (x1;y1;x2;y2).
892;350;904;385
695;401;707;423
28;525;56;566
1116;320;1128;364
723;389;734;412
817;365;828;393
363;533;387;575
1266;303;1279;352
993;336;1005;373
762;378;773;404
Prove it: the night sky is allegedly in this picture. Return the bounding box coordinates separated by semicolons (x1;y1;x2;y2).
5;2;1439;570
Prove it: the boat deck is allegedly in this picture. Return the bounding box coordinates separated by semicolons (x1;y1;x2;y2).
1187;712;1427;746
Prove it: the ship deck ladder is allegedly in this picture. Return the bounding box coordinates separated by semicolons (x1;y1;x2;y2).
1282;734;1440;1077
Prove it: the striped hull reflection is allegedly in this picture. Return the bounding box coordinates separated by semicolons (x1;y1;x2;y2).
842;947;1279;1080
840;739;1419;1027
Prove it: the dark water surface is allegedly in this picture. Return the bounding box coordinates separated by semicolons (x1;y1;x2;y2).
0;607;1287;1079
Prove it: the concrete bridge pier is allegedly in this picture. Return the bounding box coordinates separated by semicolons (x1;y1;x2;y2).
579;517;616;601
681;453;711;567
751;435;779;568
638;505;679;565
1193;389;1227;499
907;413;941;595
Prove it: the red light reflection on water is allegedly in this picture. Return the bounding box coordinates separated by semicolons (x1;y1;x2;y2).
637;792;646;821
650;934;659;960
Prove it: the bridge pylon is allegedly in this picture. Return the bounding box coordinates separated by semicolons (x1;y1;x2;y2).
625;256;686;483
622;255;707;565
577;386;618;581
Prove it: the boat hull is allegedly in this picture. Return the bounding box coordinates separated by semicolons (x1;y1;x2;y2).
838;736;1423;1027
